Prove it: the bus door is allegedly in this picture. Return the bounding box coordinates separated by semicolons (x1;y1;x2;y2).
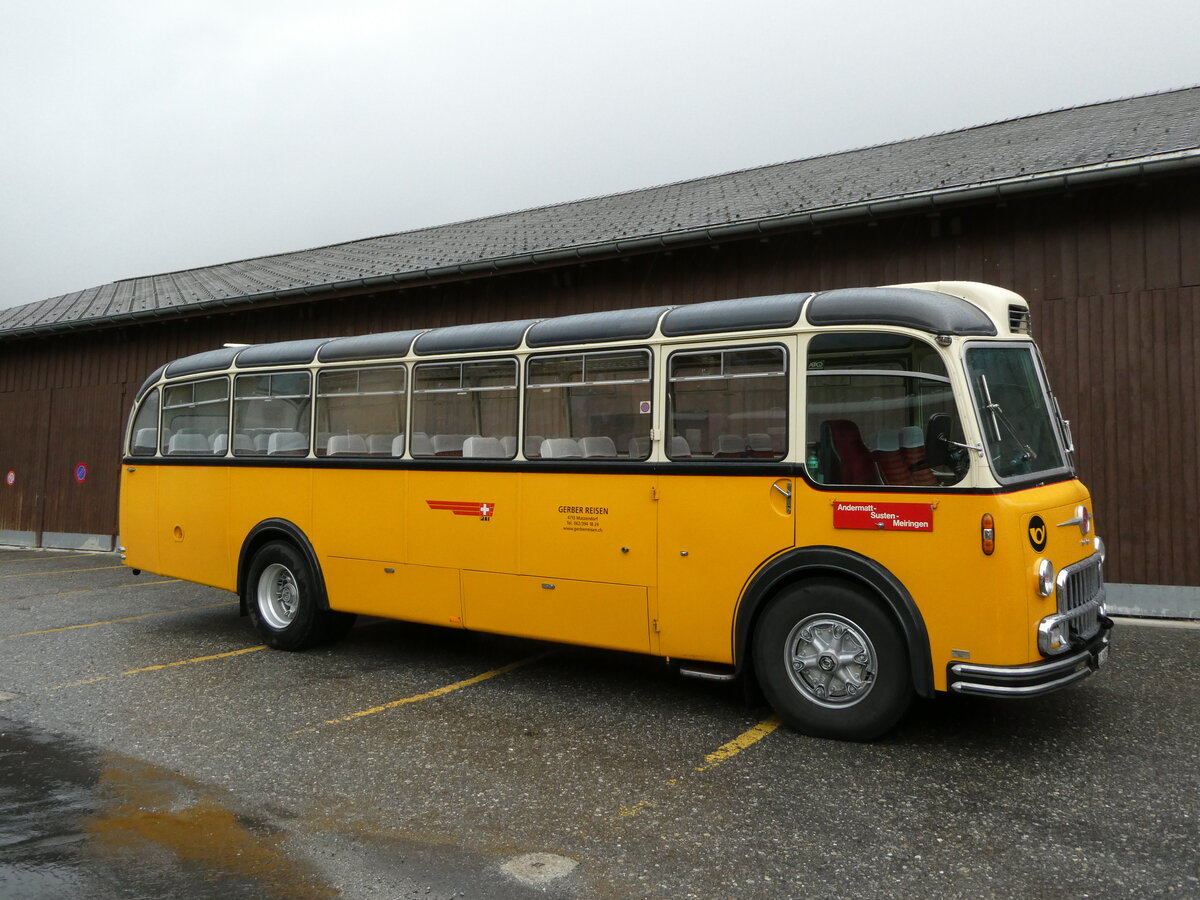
656;341;796;663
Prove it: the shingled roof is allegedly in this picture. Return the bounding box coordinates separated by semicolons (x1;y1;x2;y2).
3;86;1198;340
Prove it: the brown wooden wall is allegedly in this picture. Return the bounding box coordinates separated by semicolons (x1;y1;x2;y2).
1;173;1197;583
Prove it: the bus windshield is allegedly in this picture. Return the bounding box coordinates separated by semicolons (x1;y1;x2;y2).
965;344;1070;482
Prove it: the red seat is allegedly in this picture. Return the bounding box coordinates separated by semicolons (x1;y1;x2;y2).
819;420;877;485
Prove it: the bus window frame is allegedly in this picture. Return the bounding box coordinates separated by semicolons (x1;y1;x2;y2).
410;356;520;459
665;341;790;462
128;386;162;457
802;330;967;489
231;370;314;458
314;363;409;459
160;376;231;457
523;346;654;461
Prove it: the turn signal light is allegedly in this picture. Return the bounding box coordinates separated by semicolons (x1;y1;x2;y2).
981;513;995;555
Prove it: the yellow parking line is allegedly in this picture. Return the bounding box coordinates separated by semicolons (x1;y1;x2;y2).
2;565;125;578
51;645;266;690
8;578;180;602
618;714;781;817
295;651;549;733
3;553;94;562
694;715;780;771
3;601;234;639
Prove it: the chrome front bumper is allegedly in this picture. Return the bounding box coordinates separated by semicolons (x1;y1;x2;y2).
947;620;1113;697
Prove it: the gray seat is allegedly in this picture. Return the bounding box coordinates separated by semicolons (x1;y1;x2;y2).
167;432;211;455
133;427;157;454
267;431;308;455
390;434;406;456
580;436;617;458
540;438;582;459
431;434;468;456
367;433;396;454
410;432;433;457
327;434;368;456
463;436;505;458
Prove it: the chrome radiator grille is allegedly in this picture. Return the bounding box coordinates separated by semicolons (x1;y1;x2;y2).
1056;552;1105;642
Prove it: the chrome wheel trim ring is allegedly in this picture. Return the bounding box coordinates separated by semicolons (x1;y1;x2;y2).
257;562;299;630
783;613;878;709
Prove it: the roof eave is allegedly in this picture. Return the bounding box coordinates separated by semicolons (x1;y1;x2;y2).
3;148;1198;343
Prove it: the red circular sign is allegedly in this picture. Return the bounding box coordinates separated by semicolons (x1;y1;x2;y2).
4;470;13;487
74;463;88;483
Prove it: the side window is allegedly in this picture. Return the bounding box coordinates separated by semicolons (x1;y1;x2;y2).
129;388;161;457
315;366;407;457
805;333;966;487
233;372;312;457
411;359;517;458
160;378;229;456
667;346;787;460
525;350;652;460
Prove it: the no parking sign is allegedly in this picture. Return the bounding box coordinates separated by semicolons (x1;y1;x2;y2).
74;462;88;483
4;470;13;487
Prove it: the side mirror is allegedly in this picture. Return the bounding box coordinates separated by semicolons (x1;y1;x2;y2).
924;413;952;467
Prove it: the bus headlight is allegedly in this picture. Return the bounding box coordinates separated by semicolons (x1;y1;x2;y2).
1036;558;1055;597
1095;536;1106;566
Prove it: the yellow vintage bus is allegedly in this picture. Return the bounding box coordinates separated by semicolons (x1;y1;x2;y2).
119;281;1110;740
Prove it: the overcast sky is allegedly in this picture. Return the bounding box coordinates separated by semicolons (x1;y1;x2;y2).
2;0;1199;311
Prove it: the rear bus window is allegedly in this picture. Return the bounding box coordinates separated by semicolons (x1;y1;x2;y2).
525;350;652;460
667;345;787;460
161;378;229;456
129;388;161;457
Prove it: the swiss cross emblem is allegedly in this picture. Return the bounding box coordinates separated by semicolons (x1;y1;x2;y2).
427;500;495;521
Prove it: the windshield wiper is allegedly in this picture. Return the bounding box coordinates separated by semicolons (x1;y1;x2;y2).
978;373;1037;461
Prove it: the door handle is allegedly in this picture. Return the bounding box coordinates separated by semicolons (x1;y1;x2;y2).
772;480;792;514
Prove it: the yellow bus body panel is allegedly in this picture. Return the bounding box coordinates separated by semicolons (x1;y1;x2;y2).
794;479;1095;691
228;468;312;576
516;473;658;585
657;474;794;662
464;570;650;653
156;466;232;591
118;464;159;575
322;557;462;626
406;470;520;573
312;469;405;562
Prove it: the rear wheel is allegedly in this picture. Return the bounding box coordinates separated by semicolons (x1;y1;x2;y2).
753;578;912;740
244;541;355;650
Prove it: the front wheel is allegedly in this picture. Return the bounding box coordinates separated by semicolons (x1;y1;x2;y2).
753;578;912;741
244;541;355;650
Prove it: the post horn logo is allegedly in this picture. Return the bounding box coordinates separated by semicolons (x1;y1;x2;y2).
1028;515;1047;552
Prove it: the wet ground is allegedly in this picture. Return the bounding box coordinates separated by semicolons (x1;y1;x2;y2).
1;547;1198;898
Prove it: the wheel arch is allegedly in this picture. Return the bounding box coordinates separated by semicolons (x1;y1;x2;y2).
236;519;331;616
734;546;935;698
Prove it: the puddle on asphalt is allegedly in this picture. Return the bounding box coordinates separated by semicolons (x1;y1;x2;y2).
0;717;334;899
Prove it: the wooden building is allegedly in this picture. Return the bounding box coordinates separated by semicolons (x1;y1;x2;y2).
1;87;1198;610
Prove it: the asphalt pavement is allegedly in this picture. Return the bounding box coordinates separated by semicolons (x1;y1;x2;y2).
1;548;1197;899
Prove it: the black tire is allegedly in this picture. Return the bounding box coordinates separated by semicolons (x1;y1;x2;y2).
752;578;912;741
244;540;356;650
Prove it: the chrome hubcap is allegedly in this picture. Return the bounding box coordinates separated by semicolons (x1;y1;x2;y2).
784;613;878;708
257;563;299;629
